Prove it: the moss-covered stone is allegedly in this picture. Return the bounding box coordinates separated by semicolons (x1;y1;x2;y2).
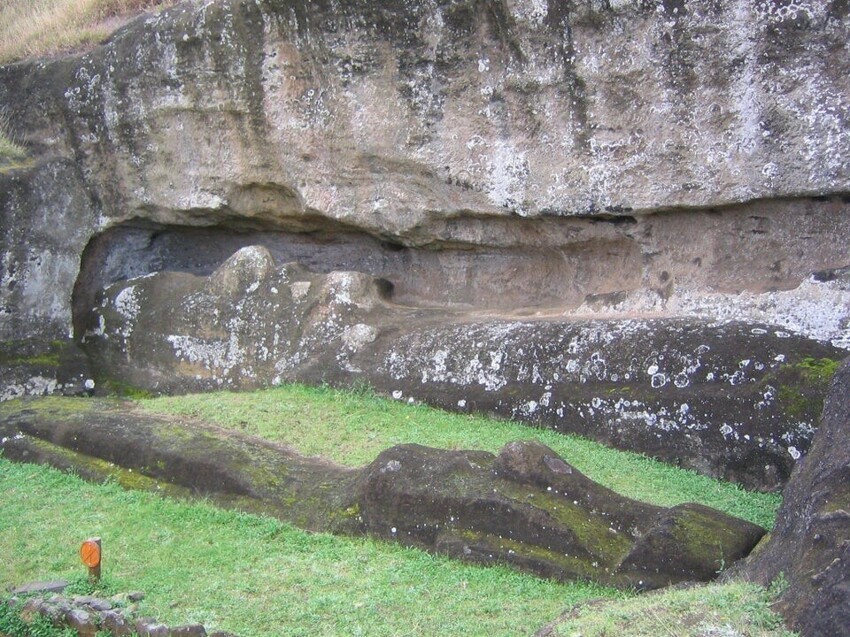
763;355;841;419
0;397;766;590
743;357;850;636
0;338;94;402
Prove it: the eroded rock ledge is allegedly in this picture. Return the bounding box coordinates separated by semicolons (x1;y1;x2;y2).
79;246;844;491
0;397;765;590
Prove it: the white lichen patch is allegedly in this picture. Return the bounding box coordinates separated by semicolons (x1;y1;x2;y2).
291;281;311;301
114;285;140;319
167;334;245;376
341;323;377;351
1;376;60;402
572;279;850;350
112;285;141;340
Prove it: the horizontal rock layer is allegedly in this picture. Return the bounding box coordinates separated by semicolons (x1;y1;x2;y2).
1;0;849;350
79;247;845;490
3;0;849;230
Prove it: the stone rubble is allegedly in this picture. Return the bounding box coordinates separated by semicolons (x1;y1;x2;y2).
4;581;235;637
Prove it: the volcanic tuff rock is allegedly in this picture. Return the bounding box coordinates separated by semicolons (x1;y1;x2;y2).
0;397;766;589
80;247;844;490
741;357;850;636
1;0;849;345
0;0;849;491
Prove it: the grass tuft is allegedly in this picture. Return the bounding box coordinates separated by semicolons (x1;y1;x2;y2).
0;108;27;169
552;580;796;637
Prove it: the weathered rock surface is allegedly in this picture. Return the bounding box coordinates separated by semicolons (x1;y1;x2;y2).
741;357;850;636
0;396;765;589
0;161;100;342
3;585;211;637
80;247;844;490
71;198;850;345
0;0;848;494
1;0;849;350
3;0;848;231
0;338;95;401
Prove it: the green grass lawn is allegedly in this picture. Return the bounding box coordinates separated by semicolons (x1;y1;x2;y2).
551;579;796;637
140;384;781;529
1;384;791;635
0;458;621;636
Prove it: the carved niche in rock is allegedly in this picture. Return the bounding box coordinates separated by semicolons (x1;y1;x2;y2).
79;246;844;491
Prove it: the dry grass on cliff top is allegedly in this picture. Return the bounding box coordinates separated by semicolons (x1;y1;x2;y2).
0;0;173;64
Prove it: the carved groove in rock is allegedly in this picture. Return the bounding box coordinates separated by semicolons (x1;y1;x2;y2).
72;195;850;344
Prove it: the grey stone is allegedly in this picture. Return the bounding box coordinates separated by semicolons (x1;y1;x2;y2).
9;580;69;595
742;356;850;635
136;618;171;637
2;0;849;236
66;608;98;637
86;597;113;612
72;595;96;605
101;609;134;637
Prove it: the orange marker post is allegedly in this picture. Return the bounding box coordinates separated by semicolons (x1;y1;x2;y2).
80;537;102;584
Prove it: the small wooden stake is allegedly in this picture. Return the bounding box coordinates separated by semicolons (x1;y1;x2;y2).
80;537;102;584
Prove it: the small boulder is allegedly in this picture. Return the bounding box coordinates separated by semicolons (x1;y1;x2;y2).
9;580;69;595
136;618;171;637
66;608;98;637
170;624;208;636
101;609;134;636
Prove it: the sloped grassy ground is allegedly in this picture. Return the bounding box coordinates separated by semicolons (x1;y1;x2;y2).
545;580;796;637
2;385;793;635
1;1;174;172
1;384;793;636
0;0;173;64
1;458;620;637
140;384;781;529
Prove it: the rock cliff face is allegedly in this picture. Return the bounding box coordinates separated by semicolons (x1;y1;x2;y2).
2;0;849;337
1;0;849;488
741;357;850;636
